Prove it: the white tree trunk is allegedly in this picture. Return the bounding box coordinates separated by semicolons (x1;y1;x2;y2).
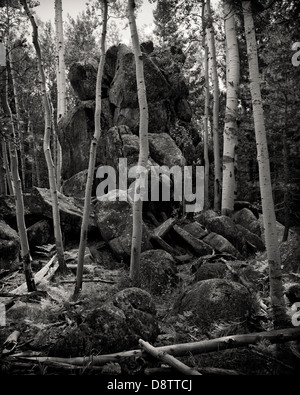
5;67;36;292
242;1;288;328
206;0;221;212
202;10;210;210
55;0;66;192
221;0;240;215
21;0;67;274
128;0;149;287
74;0;108;298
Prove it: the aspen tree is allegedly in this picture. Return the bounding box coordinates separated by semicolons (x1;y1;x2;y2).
73;0;108;298
202;2;210;210
242;0;288;328
54;0;65;192
128;0;149;287
221;0;240;215
21;0;68;274
5;65;36;291
206;0;221;211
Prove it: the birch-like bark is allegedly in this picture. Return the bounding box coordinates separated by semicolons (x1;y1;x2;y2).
5;68;36;292
28;116;41;188
21;0;67;274
8;44;26;190
206;0;221;211
73;0;108;298
55;0;66;192
0;140;7;194
242;1;288;329
128;0;149;287
202;4;210;210
2;138;14;195
221;0;240;215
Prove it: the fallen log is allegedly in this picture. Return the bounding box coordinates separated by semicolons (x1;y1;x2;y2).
10;327;300;367
139;339;201;375
59;278;115;285
144;366;243;376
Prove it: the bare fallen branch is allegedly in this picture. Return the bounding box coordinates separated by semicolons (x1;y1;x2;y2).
139;339;201;375
10;327;300;367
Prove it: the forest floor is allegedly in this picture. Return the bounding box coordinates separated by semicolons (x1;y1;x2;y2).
0;222;300;376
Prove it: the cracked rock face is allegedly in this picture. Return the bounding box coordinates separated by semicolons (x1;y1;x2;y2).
59;41;191;183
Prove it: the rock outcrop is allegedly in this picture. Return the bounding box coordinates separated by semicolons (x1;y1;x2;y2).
0;220;20;271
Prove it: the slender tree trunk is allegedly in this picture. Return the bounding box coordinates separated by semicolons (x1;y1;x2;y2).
2;138;14;195
8;44;26;191
0;140;6;194
242;1;288;329
28;116;41;188
206;0;221;212
128;0;149;287
282;93;289;242
202;5;210;210
55;0;66;192
73;0;108;299
5;68;36;292
221;0;240;216
21;0;67;274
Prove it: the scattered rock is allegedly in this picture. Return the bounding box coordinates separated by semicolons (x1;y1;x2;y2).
174;279;254;332
140;250;179;295
232;208;261;236
205;216;247;257
0;219;20;271
182;221;208;239
48;288;159;357
94;190;152;261
62;169;89;199
234;201;259;219
194;262;227;282
27;219;53;249
173;225;213;256
203;232;243;258
195;210;218;227
148;133;186;168
236;224;265;253
25;187;97;241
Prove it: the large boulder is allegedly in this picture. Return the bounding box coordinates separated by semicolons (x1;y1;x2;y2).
173;225;213;256
140;250;179;295
205;216;248;257
109;44;170;108
174;279;254;333
202;232;243;258
148;133;186;168
69;60;98;101
44;288;159;357
58;100;113;180
232;208;261;237
27;219;53;249
25;187;98;241
62;169;89;199
0;220;20;271
94;190;152;261
194;262;227;282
